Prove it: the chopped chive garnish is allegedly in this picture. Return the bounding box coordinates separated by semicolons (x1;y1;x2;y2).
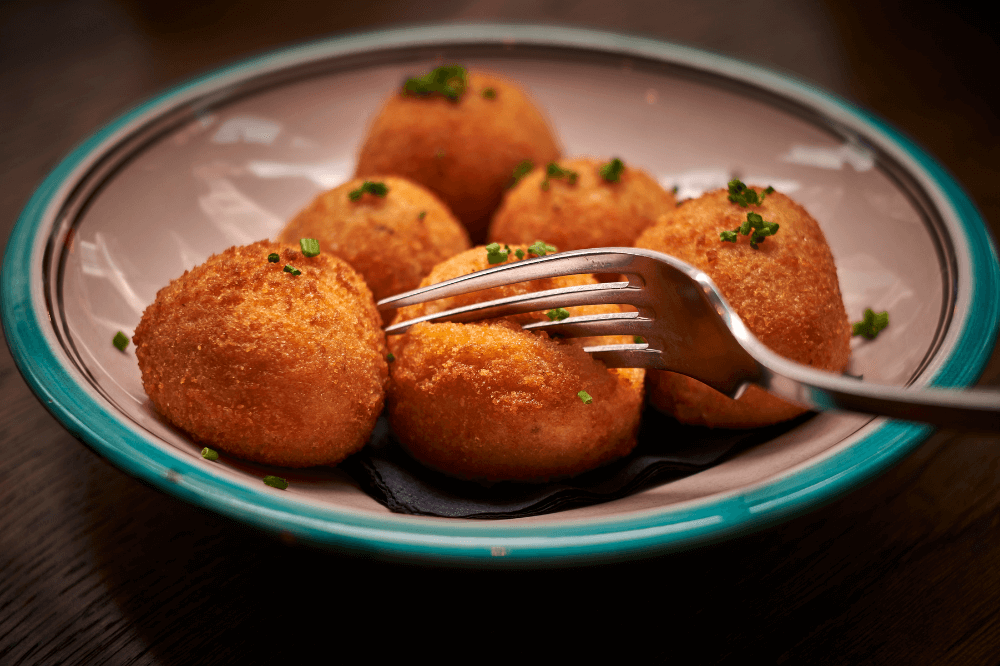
509;159;534;188
299;238;320;257
402;65;467;101
599;158;625;183
485;242;510;264
727;179;774;207
284;265;302;275
852;308;889;339
578;390;593;404
720;211;779;248
541;162;578;190
112;331;129;351
482;87;496;99
349;181;389;201
546;308;570;321
527;240;557;257
387;352;395;363
633;336;645;344
267;253;280;263
263;475;288;490
201;447;219;461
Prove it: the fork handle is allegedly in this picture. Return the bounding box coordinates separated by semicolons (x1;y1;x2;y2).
755;352;1000;431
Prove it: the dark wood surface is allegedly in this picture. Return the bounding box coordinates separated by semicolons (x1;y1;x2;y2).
2;1;997;662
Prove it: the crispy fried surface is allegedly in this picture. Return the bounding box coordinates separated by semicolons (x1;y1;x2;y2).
278;175;470;305
635;187;851;428
355;71;560;243
387;246;645;482
133;241;388;467
489;157;676;251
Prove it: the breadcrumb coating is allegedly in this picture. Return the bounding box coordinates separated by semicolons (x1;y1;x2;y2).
387;246;645;482
278;175;470;307
355;71;560;243
489;157;676;251
133;240;388;467
635;187;851;428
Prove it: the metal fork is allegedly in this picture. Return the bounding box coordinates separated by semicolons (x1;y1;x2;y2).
378;248;1000;431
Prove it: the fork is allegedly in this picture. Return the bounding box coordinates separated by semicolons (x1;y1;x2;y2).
377;247;1000;431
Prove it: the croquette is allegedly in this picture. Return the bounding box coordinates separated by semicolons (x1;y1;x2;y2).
386;245;645;482
634;185;851;428
355;67;560;243
133;240;388;467
489;157;676;251
278;175;470;307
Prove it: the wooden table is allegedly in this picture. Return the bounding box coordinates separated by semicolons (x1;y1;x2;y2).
2;1;997;662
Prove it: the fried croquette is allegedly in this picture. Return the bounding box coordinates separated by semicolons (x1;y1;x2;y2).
277;175;471;307
355;67;560;243
635;185;851;428
133;240;388;467
386;245;645;482
489;157;676;251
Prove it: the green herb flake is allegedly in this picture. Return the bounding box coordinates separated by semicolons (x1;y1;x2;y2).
541;162;578;189
721;211;780;249
514;249;525;260
267;252;280;263
599;158;625;183
485;242;510;264
284;265;302;276
482;87;496;99
727;179;774;208
577;390;593;405
633;336;645;344
418;211;426;220
387;352;396;363
546;308;570;321
402;65;468;101
112;331;129;351
349;181;389;201
201;447;219;461
527;240;557;257
263;475;288;490
509;159;534;188
852;308;889;339
299;238;320;257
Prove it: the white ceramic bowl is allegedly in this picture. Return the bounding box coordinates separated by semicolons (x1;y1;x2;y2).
3;24;998;566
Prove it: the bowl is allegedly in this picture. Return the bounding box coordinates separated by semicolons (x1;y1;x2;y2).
3;24;997;566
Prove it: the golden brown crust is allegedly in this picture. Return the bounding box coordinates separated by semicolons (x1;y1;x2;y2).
645;375;807;429
635;187;851;428
355;71;560;243
489;157;676;251
278;175;470;304
386;246;645;482
133;240;388;467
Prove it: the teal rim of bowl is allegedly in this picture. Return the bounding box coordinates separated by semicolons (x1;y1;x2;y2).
3;24;998;566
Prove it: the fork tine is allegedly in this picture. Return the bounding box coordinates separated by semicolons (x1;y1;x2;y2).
383;281;646;335
376;248;644;311
581;344;667;370
522;311;654;338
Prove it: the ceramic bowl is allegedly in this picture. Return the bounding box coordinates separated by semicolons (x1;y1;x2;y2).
3;24;997;565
